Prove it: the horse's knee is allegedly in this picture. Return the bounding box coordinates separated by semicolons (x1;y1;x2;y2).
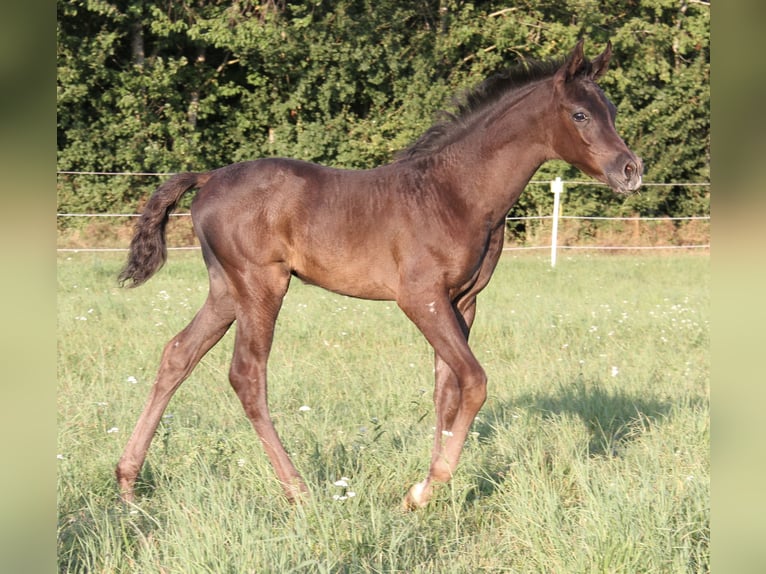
157;336;196;379
462;367;488;412
228;367;251;401
228;361;268;418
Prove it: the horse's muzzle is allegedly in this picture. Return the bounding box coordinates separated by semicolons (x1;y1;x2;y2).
608;154;643;194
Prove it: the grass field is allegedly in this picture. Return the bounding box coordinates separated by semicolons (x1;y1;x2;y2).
57;251;709;573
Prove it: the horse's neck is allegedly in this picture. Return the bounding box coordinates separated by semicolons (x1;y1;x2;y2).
442;88;552;224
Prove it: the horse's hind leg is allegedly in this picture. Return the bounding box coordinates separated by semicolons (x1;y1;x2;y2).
227;264;308;501
116;278;235;502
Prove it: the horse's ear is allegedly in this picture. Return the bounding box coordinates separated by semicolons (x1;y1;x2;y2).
555;38;586;85
589;41;612;81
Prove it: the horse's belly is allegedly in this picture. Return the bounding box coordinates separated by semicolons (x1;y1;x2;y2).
290;255;398;302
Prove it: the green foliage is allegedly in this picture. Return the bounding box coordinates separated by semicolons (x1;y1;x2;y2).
57;0;709;219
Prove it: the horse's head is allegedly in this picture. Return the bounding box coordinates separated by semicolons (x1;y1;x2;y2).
550;40;642;194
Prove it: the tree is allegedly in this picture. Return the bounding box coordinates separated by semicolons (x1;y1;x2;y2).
57;0;709;222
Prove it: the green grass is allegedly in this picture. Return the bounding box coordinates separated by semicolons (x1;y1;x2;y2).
57;251;709;573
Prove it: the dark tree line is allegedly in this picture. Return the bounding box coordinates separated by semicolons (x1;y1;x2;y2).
57;0;709;220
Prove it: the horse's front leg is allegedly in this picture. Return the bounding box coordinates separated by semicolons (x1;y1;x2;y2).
398;293;485;510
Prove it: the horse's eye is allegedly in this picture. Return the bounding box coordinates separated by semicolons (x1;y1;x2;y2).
572;111;589;123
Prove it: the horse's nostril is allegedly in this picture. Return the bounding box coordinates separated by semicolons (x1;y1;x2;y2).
624;157;644;181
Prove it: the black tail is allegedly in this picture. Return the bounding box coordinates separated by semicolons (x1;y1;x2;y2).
118;172;210;287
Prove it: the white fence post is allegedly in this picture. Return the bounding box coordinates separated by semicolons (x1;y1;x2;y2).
550;177;563;267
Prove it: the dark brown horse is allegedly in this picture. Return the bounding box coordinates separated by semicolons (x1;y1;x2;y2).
116;40;641;509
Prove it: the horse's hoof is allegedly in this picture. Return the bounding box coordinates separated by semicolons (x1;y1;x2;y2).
116;478;136;504
117;486;136;505
285;484;310;504
402;480;431;511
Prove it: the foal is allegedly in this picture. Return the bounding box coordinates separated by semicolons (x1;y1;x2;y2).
116;40;641;509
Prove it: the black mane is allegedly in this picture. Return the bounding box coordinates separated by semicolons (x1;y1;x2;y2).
396;58;565;161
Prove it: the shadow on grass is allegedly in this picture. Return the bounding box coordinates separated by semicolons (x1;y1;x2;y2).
478;376;677;456
464;376;704;504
